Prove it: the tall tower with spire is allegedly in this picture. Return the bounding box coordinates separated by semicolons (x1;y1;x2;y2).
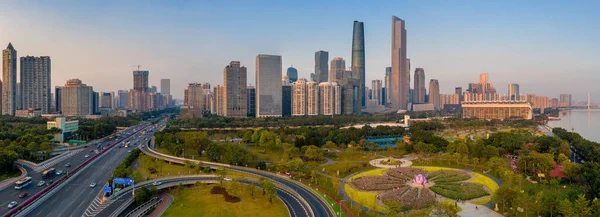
351;21;365;108
2;43;17;116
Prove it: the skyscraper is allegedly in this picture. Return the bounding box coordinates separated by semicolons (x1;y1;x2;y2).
184;83;205;112
384;67;392;105
319;82;341;115
329;57;345;83
508;83;520;101
247;85;256;117
391;16;408;110
223;61;248;117
286;66;298;83
306;81;319;115
352;21;366;107
413;68;425;103
2;43;17;115
371;80;383;105
315;51;329;83
130;70;149;112
161;79;170;95
100;92;115;110
256;54;282;117
282;85;292;116
118;90;129;109
341;78;360;114
455;87;463;102
60;79;94;116
292;79;307;116
559;94;572;107
20;56;51;114
429;79;440;110
133;70;149;92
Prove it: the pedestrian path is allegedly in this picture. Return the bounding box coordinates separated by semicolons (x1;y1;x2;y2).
146;193;173;217
456;201;502;217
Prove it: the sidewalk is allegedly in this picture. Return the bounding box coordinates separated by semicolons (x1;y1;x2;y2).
456;202;502;217
146;193;173;217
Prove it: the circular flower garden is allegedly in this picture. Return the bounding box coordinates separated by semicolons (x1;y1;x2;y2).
345;166;498;211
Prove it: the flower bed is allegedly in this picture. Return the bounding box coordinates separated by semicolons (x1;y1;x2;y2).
344;184;387;212
427;170;471;183
429;183;489;200
469;172;499;194
352;176;407;191
349;168;388;180
385;167;427;180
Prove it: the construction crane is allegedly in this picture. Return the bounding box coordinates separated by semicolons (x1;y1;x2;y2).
130;64;143;71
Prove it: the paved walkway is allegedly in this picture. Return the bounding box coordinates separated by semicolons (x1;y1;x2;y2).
455;201;502;217
369;157;413;168
146;193;173;217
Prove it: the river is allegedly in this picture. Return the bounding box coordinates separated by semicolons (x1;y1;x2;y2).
547;109;600;142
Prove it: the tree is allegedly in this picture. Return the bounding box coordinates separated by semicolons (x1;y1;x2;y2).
263;179;277;203
430;202;460;217
562;162;580;183
323;141;337;149
304;145;324;160
557;199;575;217
592;198;600;215
580;162;600;199
456;142;469;156
216;167;227;185
177;183;184;197
573;194;591;217
531;192;544;217
286;157;306;173
246;182;257;199
493;185;518;213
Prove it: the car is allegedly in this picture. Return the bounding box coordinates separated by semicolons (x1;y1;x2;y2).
89;149;94;152
47;180;53;185
65;163;71;167
128;150;131;153
85;154;89;158
90;182;97;188
7;201;17;209
37;181;45;186
56;170;63;175
223;177;232;181
152;181;162;186
18;193;28;198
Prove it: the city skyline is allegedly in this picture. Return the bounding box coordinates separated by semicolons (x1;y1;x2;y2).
1;1;599;102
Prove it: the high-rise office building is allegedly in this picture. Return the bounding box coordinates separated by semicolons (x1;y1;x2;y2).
352;21;366;107
371;80;383;105
130;70;149;112
118;90;129;109
282;85;292;116
223;61;248;117
413;68;425;104
315;51;329;83
256;54;282;117
161;79;170;95
247;86;256;117
287;66;298;83
20;56;51;114
2;43;17;115
100;92;115;110
559;94;572;107
55;87;62;114
60;79;94;116
184;83;206;112
306;81;319;115
428;79;440;110
329;57;345;83
384;67;392;105
341;78;360;114
391;16;408;110
455;87;463;102
508;83;520;101
292;79;307;116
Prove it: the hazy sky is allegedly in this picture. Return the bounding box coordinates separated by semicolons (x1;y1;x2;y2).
1;0;599;102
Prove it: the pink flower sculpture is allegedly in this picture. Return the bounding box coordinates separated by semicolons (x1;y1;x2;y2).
412;174;428;185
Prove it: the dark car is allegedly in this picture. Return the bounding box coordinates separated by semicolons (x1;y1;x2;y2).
47;180;53;185
18;193;28;198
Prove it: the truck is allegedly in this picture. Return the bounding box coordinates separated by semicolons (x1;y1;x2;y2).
124;142;130;148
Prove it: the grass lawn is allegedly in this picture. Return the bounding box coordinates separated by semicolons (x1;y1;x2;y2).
348;168;387;180
319;162;374;178
163;183;288;217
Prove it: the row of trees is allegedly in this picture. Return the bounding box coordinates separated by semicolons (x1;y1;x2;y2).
0;119;57;176
171;114;397;128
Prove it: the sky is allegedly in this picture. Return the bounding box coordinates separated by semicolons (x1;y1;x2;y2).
1;0;599;102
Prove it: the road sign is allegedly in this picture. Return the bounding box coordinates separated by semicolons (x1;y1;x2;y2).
104;186;112;193
113;178;134;185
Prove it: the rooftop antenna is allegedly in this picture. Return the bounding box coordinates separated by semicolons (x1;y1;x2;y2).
130;64;143;71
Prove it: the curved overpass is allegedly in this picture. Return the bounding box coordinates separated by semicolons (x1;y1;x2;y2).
96;175;312;217
140;142;335;217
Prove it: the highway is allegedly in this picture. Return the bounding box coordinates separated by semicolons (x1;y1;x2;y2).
93;175;312;217
0;123;149;214
139;141;335;217
21;120;164;217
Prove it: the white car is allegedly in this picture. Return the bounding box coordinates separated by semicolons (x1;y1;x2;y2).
152;181;162;186
85;155;89;158
56;170;63;175
37;181;45;186
223;177;232;181
7;201;17;209
90;182;97;188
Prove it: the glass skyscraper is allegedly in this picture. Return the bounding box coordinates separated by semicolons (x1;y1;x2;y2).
351;21;365;108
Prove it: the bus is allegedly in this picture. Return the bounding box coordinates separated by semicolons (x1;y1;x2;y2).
42;168;56;179
14;177;33;189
